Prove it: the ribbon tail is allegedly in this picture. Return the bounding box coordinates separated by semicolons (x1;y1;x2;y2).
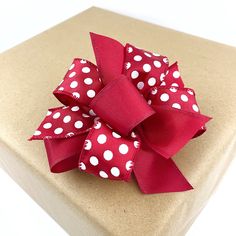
133;144;193;194
44;133;87;173
140;107;212;159
90;32;124;85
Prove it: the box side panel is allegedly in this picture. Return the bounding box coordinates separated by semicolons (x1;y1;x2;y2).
0;141;108;236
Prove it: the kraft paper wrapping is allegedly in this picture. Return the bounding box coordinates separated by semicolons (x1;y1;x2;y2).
0;7;236;236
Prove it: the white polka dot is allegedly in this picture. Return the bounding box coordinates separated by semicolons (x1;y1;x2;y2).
134;141;140;148
160;93;169;102
58;87;64;91
126;160;133;171
148;77;156;86
70;81;78;88
192;104;199;112
171;83;179;87
84;140;92;150
160;73;165;81
131;132;137;138
54;127;63;134
143;64;151;72
43;123;52;129
82;67;90;73
34;130;41;136
82;113;90;118
153;52;160;56
137;82;144;90
69;71;76;78
89;109;96;116
125;62;131;69
97;134;107;144
80;59;86;64
160;81;166;86
71;106;80;111
112;132;121;138
69;63;75;70
90;156;99;166
151;88;158;95
79;162;86;170
134;55;142;61
94;121;101;129
144;52;152;57
181;94;188;102
128;47;133;53
131;71;139;79
170;87;178;93
72;92;80;98
84;78;93;85
187;89;194;95
46;111;52;116
87;90;96;98
173;71;180;78
74;121;83;129
103;150;113;161
63;115;71;123
111;167;120;177
119;144;129;154
148;99;152;105
172;103;181;109
154;60;161;68
99;171;108;178
65;132;74;137
163;58;169;64
53;112;60;119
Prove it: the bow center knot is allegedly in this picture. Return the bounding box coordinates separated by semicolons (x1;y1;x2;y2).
90;75;155;136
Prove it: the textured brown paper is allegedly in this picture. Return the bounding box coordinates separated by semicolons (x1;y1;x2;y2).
0;7;236;236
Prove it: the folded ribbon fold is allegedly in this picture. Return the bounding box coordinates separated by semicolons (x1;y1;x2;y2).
29;32;211;194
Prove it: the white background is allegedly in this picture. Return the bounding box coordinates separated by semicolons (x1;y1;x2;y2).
0;1;236;235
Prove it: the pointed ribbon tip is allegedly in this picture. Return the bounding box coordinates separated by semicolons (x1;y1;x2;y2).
133;142;193;194
90;32;124;85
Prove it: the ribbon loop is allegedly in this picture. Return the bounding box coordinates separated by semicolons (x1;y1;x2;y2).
79;119;140;180
53;58;102;109
90;75;155;136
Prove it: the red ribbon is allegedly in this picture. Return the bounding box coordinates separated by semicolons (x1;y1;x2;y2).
29;32;211;194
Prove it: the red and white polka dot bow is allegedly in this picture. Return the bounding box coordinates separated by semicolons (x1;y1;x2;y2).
29;33;211;194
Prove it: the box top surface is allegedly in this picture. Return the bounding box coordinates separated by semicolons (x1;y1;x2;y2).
1;7;236;236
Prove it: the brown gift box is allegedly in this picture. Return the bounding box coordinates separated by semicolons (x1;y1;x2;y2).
0;7;236;236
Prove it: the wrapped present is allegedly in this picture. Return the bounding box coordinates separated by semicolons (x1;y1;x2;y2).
0;7;235;236
29;31;211;194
